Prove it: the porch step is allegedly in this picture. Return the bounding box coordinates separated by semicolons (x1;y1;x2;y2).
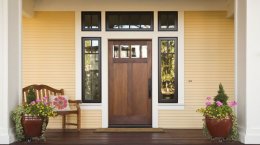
94;128;164;133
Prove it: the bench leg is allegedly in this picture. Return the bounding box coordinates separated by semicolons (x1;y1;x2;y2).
77;111;81;132
62;115;66;131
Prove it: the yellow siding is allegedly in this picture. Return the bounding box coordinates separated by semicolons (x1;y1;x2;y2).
48;110;102;129
159;11;234;128
22;12;102;129
23;11;75;98
23;11;234;129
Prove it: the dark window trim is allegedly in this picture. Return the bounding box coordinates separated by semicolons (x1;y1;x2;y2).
82;37;102;103
158;11;178;31
106;11;154;31
158;37;178;103
81;12;101;31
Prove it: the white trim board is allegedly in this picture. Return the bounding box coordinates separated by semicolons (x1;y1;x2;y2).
158;104;185;110
0;0;22;143
0;0;6;131
0;1;10;144
0;128;15;144
75;11;185;128
239;126;260;144
34;0;227;11
0;134;12;144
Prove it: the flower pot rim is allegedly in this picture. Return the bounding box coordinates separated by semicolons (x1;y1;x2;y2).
205;116;232;120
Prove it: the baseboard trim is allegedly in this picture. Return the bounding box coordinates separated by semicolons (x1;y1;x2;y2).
239;126;260;144
0;133;15;144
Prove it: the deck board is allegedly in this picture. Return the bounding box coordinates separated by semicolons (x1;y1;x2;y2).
11;129;244;145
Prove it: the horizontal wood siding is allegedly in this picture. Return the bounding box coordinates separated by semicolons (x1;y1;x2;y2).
23;11;234;129
22;12;102;129
159;11;234;128
48;110;102;129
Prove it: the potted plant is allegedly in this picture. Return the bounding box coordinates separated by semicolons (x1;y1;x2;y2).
196;83;239;141
11;87;56;142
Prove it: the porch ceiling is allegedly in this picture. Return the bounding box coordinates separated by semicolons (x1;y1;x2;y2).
23;0;233;18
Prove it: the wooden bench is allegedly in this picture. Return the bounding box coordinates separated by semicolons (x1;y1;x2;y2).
22;84;81;132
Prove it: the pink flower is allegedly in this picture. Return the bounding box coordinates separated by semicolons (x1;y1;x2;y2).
205;101;212;106
216;101;223;106
206;96;211;100
30;101;36;105
43;96;48;100
228;101;237;107
44;101;49;106
36;99;41;103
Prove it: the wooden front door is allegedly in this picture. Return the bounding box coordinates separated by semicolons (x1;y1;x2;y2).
108;40;152;127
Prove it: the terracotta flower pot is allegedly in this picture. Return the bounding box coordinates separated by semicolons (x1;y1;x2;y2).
205;117;232;138
21;116;44;138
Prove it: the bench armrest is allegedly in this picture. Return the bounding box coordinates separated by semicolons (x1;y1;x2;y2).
68;100;82;104
68;100;82;111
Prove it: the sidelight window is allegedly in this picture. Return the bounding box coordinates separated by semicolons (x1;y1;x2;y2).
82;37;101;103
159;37;178;103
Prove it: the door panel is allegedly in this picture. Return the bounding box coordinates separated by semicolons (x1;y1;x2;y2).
108;40;152;127
130;63;149;124
111;63;128;116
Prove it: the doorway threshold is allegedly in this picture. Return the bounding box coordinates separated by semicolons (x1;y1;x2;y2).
94;128;164;133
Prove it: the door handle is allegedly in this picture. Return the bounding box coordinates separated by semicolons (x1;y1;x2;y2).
148;78;152;98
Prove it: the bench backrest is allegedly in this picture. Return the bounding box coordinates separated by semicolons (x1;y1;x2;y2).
22;84;64;103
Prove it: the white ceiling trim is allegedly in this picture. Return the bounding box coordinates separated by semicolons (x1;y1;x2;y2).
33;0;228;11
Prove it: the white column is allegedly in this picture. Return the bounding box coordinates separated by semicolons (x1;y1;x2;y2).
236;0;260;144
0;0;21;144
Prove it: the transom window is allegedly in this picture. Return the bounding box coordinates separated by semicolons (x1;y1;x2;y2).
106;12;154;31
82;37;101;103
81;12;101;31
158;11;178;31
158;37;178;103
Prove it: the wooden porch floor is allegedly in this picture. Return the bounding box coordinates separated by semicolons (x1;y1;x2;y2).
11;129;245;145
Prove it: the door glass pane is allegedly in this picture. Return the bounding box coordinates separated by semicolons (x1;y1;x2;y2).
84;15;91;29
141;45;148;58
129;14;140;29
82;37;101;103
85;54;99;71
161;54;175;99
113;45;119;58
82;12;101;31
159;38;177;103
131;45;140;58
120;45;130;58
168;40;175;53
140;15;151;29
161;40;167;53
91;15;99;29
85;54;100;101
92;40;99;53
84;40;91;53
168;14;176;29
108;15;119;29
160;14;168;29
158;11;178;31
106;12;153;30
119;15;129;29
